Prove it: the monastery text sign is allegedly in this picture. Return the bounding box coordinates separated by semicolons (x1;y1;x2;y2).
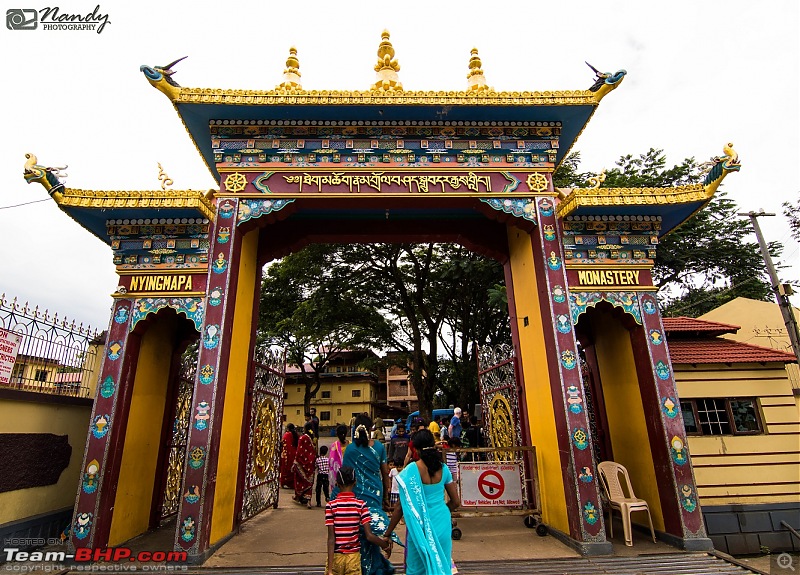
567;267;654;290
0;328;22;385
226;170;539;196
460;463;523;507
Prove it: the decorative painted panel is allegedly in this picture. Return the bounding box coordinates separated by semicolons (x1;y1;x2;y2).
211;122;562;170
173;198;240;555
71;299;133;549
637;293;706;538
534;197;606;542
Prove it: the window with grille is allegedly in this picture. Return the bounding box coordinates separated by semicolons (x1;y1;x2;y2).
320;411;331;421
322;391;331;399
352;389;361;398
681;398;761;435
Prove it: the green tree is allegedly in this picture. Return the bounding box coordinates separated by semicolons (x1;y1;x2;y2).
783;194;800;243
258;244;394;414
554;148;780;316
438;251;509;409
258;242;509;420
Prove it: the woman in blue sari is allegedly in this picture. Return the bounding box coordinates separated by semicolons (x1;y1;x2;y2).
384;429;460;575
331;413;395;575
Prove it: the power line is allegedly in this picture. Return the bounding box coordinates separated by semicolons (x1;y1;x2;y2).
0;198;50;210
664;277;760;315
738;210;800;365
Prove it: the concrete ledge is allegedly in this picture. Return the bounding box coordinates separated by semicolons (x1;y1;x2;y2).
186;531;236;565
546;525;613;556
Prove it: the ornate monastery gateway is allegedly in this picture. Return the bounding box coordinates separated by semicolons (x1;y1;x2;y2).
24;32;740;562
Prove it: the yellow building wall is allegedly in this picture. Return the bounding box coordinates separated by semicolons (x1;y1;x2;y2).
11;360;59;392
506;227;568;532
211;230;258;545
108;317;178;546
284;377;378;428
592;312;665;531
675;362;800;505
83;342;105;398
0;399;92;524
701;297;800;394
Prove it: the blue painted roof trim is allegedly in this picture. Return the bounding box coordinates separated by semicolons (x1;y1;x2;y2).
175;102;596;180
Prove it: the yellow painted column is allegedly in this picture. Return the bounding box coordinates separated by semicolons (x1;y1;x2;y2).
506;226;569;532
592;309;665;530
210;229;259;543
108;314;180;545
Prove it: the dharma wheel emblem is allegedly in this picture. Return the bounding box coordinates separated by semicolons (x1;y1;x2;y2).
225;172;247;193
526;173;548;193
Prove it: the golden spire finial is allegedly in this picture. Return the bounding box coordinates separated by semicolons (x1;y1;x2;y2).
372;30;403;92
276;46;302;92
466;47;489;93
157;162;173;191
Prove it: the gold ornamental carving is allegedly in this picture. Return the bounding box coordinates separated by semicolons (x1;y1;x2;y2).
488;393;514;461
526;173;548;193
52;188;216;221
251;398;277;479
225;172;248;193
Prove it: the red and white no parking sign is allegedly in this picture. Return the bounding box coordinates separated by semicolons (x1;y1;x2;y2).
460;463;523;506
477;469;504;499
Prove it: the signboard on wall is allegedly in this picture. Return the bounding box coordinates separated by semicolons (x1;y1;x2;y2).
460;463;523;507
0;328;22;385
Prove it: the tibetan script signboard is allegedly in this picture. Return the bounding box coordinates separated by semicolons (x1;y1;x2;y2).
221;170;550;197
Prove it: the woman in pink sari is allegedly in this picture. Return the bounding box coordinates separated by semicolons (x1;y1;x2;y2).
292;422;317;505
328;424;349;479
279;423;298;489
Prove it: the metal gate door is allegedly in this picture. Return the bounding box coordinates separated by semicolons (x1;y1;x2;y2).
160;343;196;519
476;343;522;457
241;346;286;521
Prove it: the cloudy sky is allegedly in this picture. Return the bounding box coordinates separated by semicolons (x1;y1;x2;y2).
1;1;797;331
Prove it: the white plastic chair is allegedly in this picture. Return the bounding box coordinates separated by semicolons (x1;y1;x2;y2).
597;461;657;547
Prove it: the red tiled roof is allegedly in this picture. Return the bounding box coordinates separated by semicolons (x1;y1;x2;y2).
662;316;740;337
668;338;797;365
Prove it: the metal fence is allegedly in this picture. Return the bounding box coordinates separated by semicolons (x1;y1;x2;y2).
0;294;101;398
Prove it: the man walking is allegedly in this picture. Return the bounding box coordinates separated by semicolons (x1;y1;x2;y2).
449;407;463;442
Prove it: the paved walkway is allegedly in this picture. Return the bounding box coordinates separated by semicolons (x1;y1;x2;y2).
200;485;769;574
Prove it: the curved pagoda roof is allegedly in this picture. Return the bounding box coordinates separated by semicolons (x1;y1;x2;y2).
140;35;628;180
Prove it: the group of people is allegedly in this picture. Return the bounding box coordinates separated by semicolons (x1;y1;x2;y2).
279;408;331;507
279;409;476;575
322;413;462;575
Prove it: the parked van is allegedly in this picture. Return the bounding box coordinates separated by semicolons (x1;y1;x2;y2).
406;409;455;432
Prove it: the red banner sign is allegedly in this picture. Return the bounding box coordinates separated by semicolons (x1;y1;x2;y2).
223;170;546;196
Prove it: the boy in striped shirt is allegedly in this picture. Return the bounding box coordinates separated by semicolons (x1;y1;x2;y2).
325;466;389;575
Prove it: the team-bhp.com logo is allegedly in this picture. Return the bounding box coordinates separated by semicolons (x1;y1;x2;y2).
6;5;110;33
4;546;188;567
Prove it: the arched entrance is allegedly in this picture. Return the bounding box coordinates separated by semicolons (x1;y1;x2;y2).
23;37;742;562
574;301;701;547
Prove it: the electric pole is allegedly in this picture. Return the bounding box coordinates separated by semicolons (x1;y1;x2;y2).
738;210;800;368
